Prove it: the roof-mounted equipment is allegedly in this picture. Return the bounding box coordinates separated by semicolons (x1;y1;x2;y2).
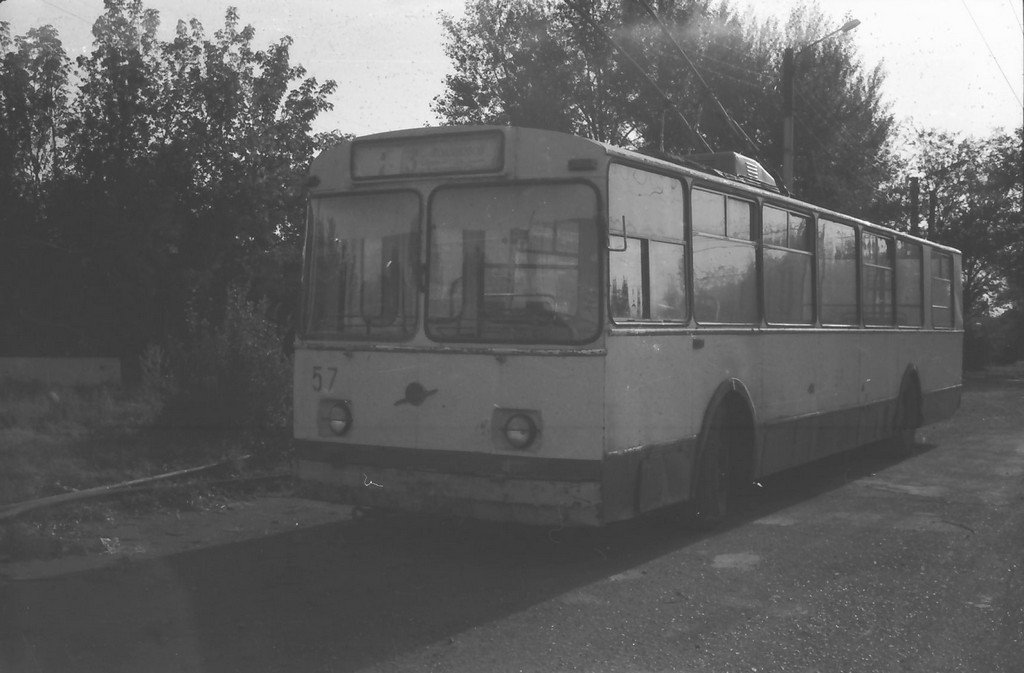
684;152;779;191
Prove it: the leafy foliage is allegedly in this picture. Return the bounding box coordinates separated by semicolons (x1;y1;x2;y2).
434;0;897;214
0;23;70;202
904;128;1022;322
0;0;336;363
162;284;292;432
867;125;1022;367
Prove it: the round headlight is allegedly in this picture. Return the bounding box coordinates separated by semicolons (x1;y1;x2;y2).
328;402;352;436
503;414;537;450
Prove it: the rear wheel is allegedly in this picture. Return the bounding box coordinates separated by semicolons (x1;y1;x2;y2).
892;384;921;450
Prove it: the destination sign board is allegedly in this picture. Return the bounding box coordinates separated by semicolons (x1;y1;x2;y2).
352;131;504;179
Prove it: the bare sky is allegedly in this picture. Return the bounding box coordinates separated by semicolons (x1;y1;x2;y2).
3;0;1022;139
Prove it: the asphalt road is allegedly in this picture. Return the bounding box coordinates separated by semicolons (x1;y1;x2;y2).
1;372;1022;673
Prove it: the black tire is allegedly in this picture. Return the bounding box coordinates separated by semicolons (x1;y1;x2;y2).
692;409;731;529
892;384;921;451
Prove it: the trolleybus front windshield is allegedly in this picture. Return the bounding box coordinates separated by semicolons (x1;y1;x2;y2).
304;191;419;340
426;183;600;345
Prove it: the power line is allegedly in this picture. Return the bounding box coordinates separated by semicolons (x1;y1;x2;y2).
692;51;773;85
562;0;713;153
1007;0;1023;35
794;85;872;159
631;0;766;160
38;0;92;26
961;0;1024;107
691;59;771;91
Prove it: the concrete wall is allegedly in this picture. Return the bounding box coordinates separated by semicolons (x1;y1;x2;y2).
0;358;122;386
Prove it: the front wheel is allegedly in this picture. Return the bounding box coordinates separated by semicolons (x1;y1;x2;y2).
691;412;731;529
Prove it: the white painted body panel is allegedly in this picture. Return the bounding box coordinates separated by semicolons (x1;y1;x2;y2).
603;335;696;451
294;347;605;459
601;328;962;457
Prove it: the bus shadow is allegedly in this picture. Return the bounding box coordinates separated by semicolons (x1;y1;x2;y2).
0;440;934;673
724;438;939;522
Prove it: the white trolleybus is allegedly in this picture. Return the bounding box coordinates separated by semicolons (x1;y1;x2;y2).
293;126;962;527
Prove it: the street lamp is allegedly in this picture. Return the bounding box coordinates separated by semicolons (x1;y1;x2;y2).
781;18;861;193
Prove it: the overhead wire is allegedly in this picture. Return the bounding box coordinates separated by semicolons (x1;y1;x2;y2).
794;85;864;152
792;85;892;175
628;0;793;195
38;0;92;25
563;0;882;190
631;0;765;158
562;0;713;152
960;0;1024;107
691;49;774;85
1010;0;1024;35
690;60;771;91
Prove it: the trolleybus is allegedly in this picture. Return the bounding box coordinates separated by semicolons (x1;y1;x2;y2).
293;125;962;527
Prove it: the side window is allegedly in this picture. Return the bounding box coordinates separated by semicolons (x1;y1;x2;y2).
818;219;858;325
608;164;687;323
896;240;923;327
862;232;895;326
692;189;757;324
763;205;813;325
609;243;644;320
931;251;954;328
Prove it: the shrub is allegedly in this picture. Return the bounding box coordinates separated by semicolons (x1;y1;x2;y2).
161;285;292;434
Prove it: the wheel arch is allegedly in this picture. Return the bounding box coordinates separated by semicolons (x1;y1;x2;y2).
896;364;923;430
691;378;759;498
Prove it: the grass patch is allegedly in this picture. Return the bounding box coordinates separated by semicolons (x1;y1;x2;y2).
0;379;159;436
0;381;160;504
0;380;292;562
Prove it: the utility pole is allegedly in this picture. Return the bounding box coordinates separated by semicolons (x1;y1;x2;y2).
928;189;937;240
780;19;860;194
782;47;795;192
910;176;920;237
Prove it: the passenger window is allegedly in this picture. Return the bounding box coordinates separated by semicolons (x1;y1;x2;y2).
862;232;895;326
763;205;814;325
609;239;644;321
931;252;954;328
608;164;688;323
692;189;725;236
896;240;923;327
649;241;688;321
726;197;752;240
692;188;757;324
819;219;858;325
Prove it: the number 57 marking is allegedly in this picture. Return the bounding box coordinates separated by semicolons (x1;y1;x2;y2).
312;366;338;392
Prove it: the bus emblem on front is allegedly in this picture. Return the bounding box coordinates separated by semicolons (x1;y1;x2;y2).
395;381;438;407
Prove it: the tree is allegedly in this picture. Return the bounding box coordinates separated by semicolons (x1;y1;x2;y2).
435;0;628;140
779;7;896;216
0;22;73;353
434;0;897;215
893;126;1023;366
907;128;1022;321
0;23;70;202
0;0;337;359
149;8;335;329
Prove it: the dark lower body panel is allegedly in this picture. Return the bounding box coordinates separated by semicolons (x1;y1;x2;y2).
295;385;962;526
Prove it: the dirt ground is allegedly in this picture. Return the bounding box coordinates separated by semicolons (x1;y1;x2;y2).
0;489;351;582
